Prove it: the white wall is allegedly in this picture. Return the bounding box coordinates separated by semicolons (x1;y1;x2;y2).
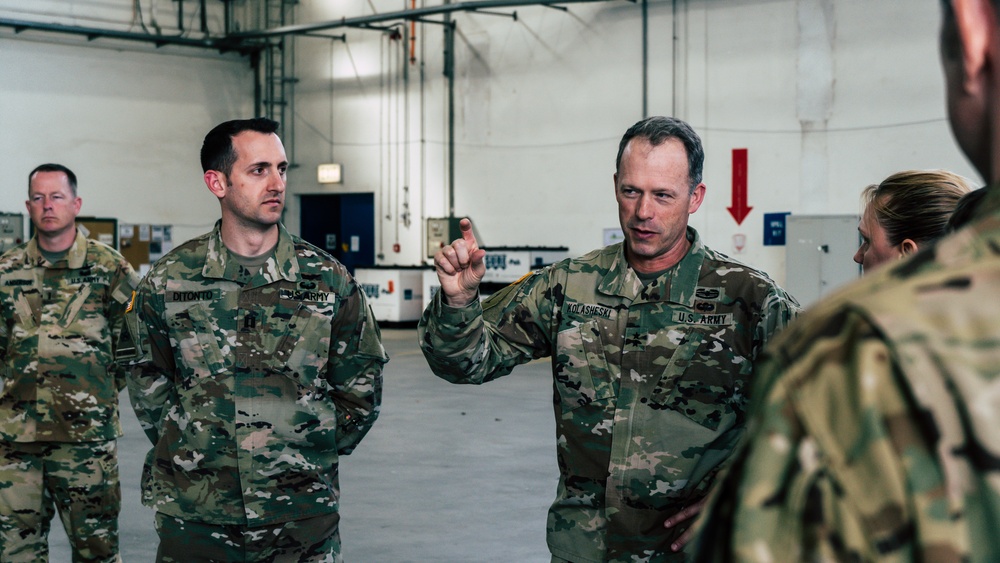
288;0;978;288
1;0;980;288
0;0;252;246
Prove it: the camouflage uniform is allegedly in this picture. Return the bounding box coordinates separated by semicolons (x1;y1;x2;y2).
688;190;1000;562
0;230;139;562
419;228;798;563
120;221;386;559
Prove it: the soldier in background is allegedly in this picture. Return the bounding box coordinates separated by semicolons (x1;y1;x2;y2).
689;1;1000;560
119;118;387;562
418;116;798;562
854;169;971;273
0;163;139;562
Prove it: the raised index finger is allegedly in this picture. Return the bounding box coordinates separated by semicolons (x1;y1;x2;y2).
459;218;478;250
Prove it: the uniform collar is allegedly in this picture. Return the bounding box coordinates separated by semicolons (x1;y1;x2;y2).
25;229;89;269
598;226;706;306
203;220;299;283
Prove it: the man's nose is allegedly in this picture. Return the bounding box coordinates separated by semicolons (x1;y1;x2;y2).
270;173;286;192
635;195;653;219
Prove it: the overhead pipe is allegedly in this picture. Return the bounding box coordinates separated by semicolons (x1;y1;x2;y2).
444;16;456;217
642;0;647;118
0;17;260;54
410;0;417;64
671;0;678;117
229;0;609;39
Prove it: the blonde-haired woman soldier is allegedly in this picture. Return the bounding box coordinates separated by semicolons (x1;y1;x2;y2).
854;169;972;272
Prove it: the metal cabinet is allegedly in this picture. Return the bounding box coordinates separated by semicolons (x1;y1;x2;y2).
785;214;861;309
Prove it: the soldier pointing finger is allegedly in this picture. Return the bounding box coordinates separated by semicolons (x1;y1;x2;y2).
419;116;799;562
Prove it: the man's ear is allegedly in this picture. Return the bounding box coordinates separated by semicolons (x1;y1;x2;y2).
899;238;919;257
951;0;997;95
204;170;228;199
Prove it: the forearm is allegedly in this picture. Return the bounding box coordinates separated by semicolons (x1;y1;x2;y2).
126;364;172;444
331;357;384;454
419;277;553;384
418;292;494;383
327;289;387;454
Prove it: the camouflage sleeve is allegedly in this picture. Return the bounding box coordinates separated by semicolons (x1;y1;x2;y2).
752;284;800;360
107;258;141;392
690;307;939;562
327;281;387;455
417;271;554;385
122;277;177;445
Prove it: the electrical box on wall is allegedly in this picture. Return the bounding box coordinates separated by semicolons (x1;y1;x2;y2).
0;213;24;255
425;217;464;259
785;215;861;308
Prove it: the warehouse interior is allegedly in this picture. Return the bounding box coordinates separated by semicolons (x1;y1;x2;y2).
0;0;982;561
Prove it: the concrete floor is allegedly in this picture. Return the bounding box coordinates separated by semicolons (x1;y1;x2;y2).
49;328;558;562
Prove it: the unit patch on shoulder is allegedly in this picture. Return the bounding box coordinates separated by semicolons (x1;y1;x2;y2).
482;272;536;314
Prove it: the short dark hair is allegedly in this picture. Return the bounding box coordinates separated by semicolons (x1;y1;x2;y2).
616;116;705;192
28;163;78;196
200;117;280;175
947;186;988;232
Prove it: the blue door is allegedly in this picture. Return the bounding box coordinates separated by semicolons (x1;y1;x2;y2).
299;193;375;275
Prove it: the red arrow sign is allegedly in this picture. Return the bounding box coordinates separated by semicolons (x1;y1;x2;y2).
728;148;753;225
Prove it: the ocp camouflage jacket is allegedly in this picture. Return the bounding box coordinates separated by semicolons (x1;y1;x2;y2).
691;188;1000;563
419;227;798;563
121;221;387;526
0;231;138;443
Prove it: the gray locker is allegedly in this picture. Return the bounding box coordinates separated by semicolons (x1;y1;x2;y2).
785;214;861;309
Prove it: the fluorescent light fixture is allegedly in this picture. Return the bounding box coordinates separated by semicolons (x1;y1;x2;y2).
317;163;342;184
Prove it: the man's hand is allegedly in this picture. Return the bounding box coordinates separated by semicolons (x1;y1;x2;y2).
663;497;707;552
433;218;486;308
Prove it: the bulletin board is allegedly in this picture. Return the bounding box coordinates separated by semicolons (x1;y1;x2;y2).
119;223;172;273
77;216;118;249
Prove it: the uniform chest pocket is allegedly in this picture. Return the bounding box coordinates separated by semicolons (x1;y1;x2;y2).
0;288;36;334
554;320;616;412
167;303;228;382
270;301;336;389
648;331;750;431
